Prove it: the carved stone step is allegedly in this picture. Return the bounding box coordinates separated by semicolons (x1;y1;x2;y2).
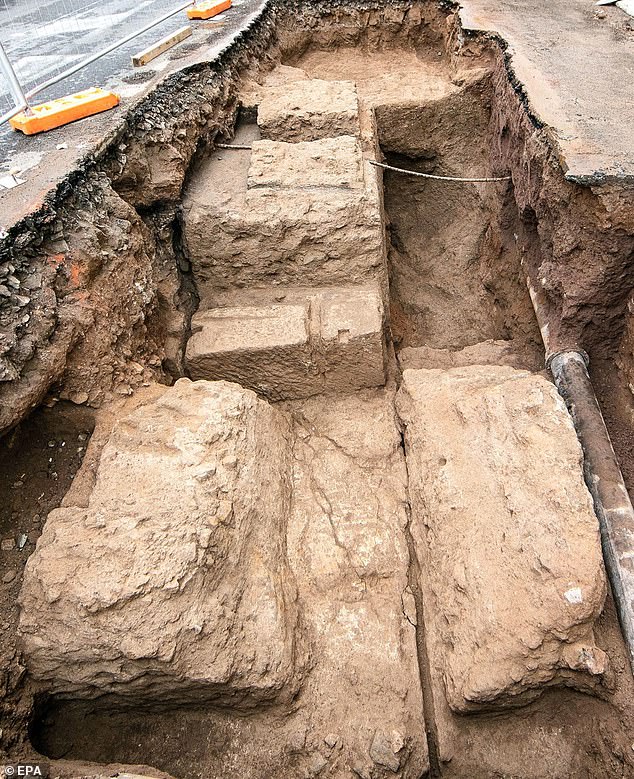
185;285;386;401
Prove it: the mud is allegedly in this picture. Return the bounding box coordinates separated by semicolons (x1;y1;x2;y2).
0;403;95;754
1;1;634;778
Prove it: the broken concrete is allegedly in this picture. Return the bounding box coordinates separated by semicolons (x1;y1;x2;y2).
186;286;386;400
397;366;608;712
19;379;301;705
257;79;360;142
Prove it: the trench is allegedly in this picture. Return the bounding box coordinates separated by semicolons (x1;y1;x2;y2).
1;4;634;779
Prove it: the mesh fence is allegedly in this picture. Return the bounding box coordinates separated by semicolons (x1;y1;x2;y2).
0;57;14;120
0;0;159;94
0;0;194;114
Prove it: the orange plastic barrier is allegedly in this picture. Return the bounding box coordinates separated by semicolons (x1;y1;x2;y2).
10;88;120;136
187;0;232;20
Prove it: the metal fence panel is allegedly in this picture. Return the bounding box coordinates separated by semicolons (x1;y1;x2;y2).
0;0;196;109
1;1;154;94
0;60;15;122
0;41;26;124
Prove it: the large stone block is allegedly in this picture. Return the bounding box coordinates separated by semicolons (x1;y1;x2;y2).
396;365;608;712
247;136;364;190
19;379;300;705
397;339;542;372
181;137;384;298
257;79;360;142
185;286;386;401
50;760;178;779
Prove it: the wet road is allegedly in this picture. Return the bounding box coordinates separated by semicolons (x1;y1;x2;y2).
0;0;198;118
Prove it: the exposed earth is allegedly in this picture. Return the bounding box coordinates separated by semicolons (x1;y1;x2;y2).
1;1;634;778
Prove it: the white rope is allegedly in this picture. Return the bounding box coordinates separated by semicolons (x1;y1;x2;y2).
214;145;511;184
216;143;253;150
369;159;511;183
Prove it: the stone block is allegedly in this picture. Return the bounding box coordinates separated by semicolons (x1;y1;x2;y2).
396;365;608;712
247;136;363;190
19;379;300;705
257;79;360;142
182;137;384;298
286;390;429;777
185;286;385;400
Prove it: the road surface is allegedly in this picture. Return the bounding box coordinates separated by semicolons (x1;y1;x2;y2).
0;0;201;132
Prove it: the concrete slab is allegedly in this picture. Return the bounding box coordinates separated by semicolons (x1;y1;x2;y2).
459;0;634;182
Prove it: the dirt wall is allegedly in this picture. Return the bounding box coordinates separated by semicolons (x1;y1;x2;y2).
1;0;633;446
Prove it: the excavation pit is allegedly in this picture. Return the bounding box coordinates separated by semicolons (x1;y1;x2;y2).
1;3;634;779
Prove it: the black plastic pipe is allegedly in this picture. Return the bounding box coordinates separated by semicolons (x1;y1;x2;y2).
527;276;634;674
550;350;634;674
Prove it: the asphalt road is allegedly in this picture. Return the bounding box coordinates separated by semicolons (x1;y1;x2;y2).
0;0;200;123
0;0;263;226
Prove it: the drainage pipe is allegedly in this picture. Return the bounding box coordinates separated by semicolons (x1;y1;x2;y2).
527;278;634;674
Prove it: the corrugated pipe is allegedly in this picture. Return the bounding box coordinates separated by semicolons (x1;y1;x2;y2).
527;277;634;675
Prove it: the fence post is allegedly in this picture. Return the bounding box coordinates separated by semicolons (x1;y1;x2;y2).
0;41;30;117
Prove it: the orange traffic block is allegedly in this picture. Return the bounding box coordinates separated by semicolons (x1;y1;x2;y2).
9;88;120;136
187;0;231;20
